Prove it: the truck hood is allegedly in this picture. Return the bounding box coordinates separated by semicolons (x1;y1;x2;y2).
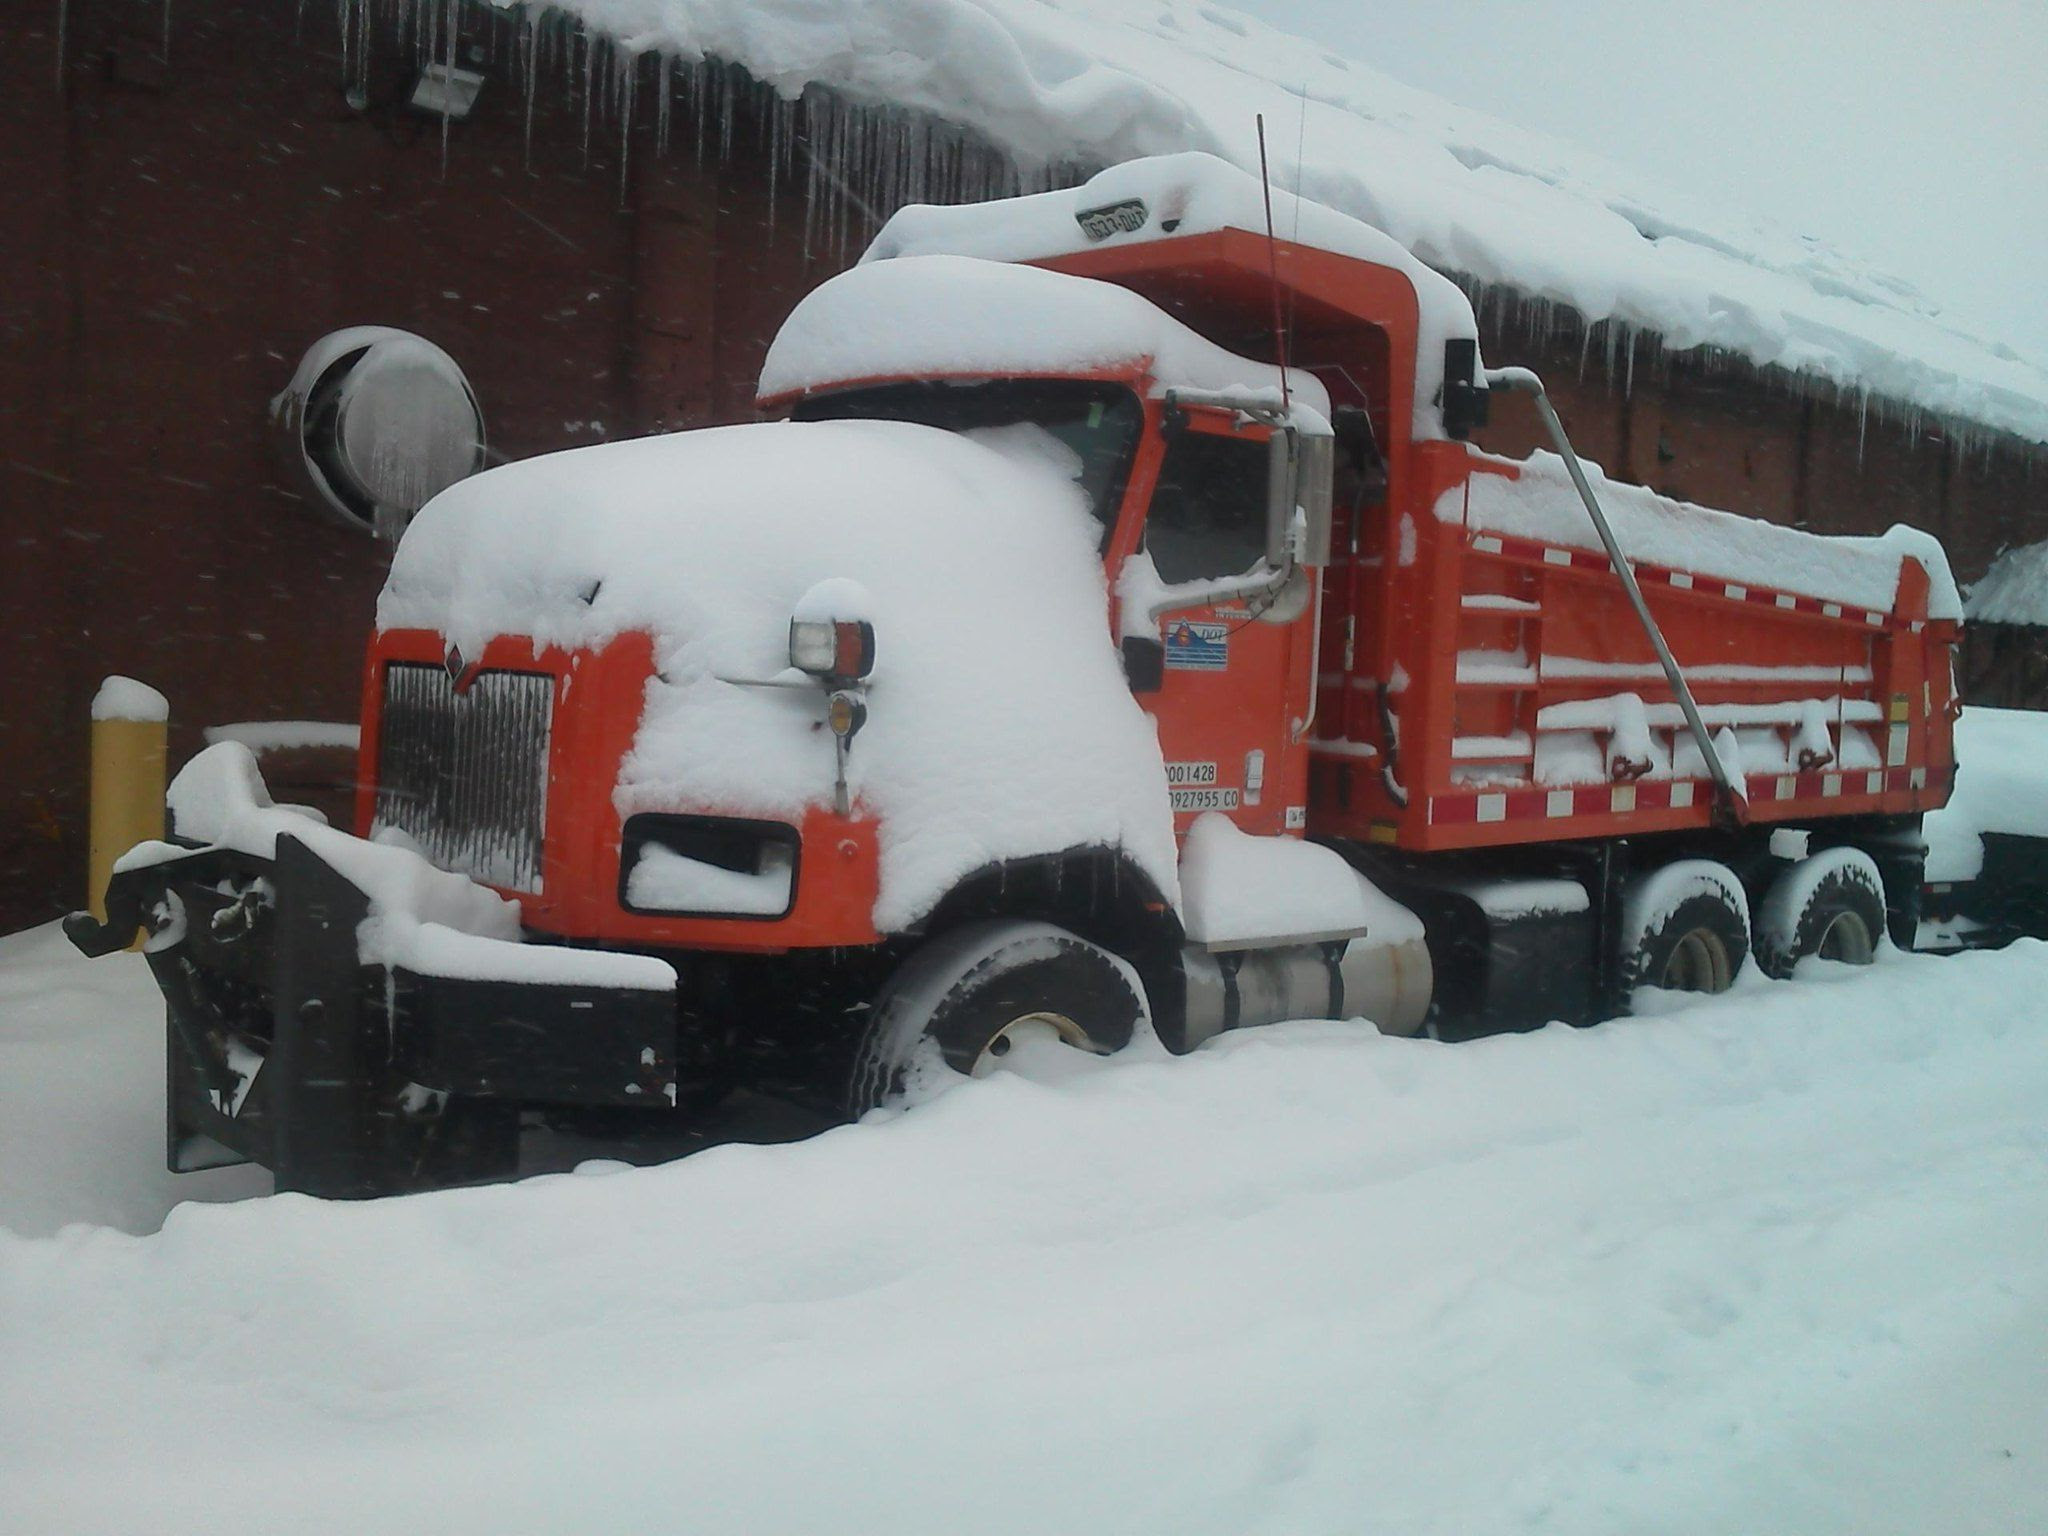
378;420;1177;930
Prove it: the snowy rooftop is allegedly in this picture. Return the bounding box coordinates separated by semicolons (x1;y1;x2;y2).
1964;541;2048;627
515;0;2048;447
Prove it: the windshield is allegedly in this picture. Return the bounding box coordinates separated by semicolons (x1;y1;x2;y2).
793;380;1142;542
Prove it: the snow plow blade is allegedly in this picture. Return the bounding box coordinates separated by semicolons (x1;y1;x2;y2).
65;834;678;1199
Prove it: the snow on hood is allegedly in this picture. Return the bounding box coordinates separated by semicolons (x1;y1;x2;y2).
861;155;1473;441
1441;450;1963;622
506;0;2048;446
758;251;1331;417
378;420;1178;931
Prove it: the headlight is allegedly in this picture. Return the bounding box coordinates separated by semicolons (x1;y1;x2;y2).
788;617;875;683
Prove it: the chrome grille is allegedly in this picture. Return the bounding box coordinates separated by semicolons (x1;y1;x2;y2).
372;663;552;892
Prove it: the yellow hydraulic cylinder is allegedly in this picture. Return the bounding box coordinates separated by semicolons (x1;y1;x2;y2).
88;677;170;935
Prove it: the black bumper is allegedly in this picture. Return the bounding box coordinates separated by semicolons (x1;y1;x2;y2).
68;833;678;1198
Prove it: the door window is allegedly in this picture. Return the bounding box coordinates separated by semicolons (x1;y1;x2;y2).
1145;428;1269;584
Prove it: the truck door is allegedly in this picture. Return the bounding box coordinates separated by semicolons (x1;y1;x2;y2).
1133;409;1315;838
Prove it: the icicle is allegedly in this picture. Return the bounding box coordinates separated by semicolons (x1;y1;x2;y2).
161;0;171;65
695;59;710;166
580;32;595;172
765;90;781;239
656;59;672;157
438;0;456;182
522;14;539;170
617;51;636;209
1857;388;1870;466
719;65;735;161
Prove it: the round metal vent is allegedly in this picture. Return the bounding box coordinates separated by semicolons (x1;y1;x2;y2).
273;328;485;539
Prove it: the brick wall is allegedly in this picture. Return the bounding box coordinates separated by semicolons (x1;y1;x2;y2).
3;2;2042;930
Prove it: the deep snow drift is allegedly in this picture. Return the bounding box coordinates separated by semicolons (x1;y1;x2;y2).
3;922;2044;1534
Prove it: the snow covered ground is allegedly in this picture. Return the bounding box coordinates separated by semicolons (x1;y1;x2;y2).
2;922;2045;1534
0;921;2039;1531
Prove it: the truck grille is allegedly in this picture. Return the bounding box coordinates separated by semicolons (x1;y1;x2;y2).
372;663;553;893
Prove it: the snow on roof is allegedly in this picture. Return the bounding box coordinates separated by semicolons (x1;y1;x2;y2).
757;250;1332;416
1442;450;1963;621
859;154;1469;440
378;420;1178;931
1964;542;2048;627
522;0;2048;447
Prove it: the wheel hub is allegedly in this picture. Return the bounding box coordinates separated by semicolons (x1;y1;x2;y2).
1661;928;1733;993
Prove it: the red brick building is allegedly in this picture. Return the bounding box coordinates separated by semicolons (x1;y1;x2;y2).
4;0;2043;929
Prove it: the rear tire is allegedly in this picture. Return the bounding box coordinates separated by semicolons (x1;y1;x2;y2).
1756;848;1886;977
1617;860;1750;1013
847;920;1147;1115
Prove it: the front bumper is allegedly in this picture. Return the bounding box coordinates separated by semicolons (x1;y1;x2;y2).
68;832;678;1198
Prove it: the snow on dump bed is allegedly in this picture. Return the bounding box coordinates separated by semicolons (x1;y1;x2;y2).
860;155;1469;440
517;0;2048;445
759;251;1331;415
378;420;1178;931
1441;450;1962;620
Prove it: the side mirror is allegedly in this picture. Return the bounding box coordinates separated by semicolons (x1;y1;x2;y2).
1122;635;1165;694
1266;426;1335;569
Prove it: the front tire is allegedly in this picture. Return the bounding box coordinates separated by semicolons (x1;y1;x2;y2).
847;920;1148;1115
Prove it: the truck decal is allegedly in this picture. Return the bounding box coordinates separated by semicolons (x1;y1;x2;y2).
1164;620;1228;671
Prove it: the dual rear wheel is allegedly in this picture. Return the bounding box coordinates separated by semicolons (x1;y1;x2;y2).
1618;848;1887;1012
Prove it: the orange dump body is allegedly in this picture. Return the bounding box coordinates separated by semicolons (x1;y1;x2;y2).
1042;232;1959;856
1316;445;1958;852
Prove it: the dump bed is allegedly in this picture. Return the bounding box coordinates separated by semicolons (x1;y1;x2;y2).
1310;443;1962;851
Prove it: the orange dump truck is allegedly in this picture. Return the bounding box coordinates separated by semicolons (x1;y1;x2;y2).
71;153;1960;1196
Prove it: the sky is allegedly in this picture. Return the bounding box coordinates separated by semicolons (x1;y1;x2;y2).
1222;0;2048;361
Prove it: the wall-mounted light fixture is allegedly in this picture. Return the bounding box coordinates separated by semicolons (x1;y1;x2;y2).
409;63;484;120
272;329;487;542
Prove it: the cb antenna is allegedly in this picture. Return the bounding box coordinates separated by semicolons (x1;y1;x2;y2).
1255;114;1292;413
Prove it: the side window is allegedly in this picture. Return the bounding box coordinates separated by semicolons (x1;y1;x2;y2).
1145;428;1270;585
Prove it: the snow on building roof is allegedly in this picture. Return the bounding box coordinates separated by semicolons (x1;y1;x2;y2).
757;250;1332;417
518;0;2048;447
1964;542;2048;627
